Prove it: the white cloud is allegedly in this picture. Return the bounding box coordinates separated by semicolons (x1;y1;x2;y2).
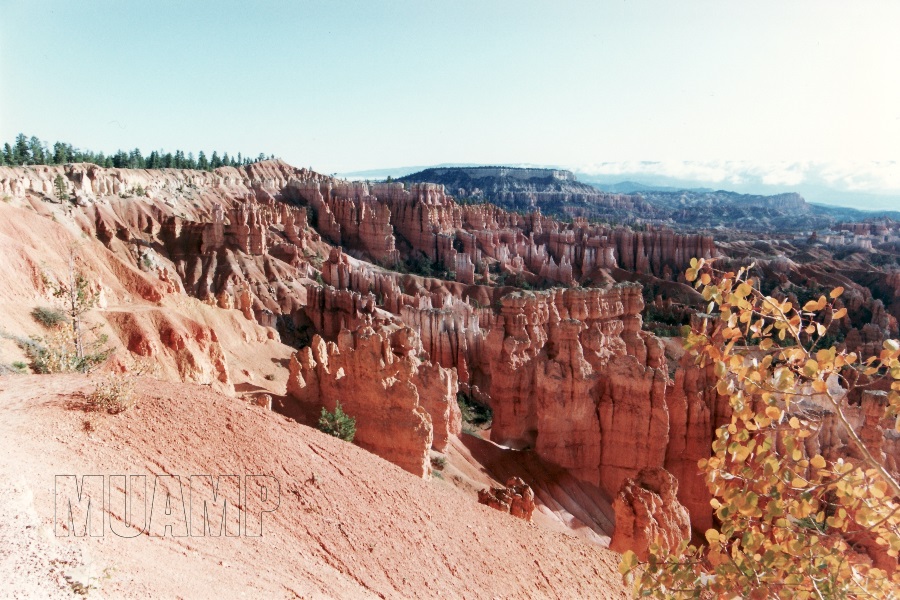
575;160;900;196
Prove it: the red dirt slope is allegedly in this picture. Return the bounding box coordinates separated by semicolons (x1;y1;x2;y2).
0;374;627;599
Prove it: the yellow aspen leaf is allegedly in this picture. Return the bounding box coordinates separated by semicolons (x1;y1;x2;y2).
803;360;818;377
816;323;826;336
830;286;844;299
816;348;835;362
812;380;827;393
833;307;847;320
792;476;807;487
810;454;826;469
789;416;800;429
618;550;637;574
765;406;782;420
705;529;720;544
803;300;819;312
686;268;698;281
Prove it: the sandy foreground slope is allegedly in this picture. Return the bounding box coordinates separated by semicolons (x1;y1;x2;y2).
0;374;627;599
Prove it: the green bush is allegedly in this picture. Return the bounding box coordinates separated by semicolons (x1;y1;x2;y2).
457;392;492;427
318;401;356;442
31;306;67;328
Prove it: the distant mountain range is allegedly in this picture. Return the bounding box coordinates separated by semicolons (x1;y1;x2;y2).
384;166;900;231
338;161;900;213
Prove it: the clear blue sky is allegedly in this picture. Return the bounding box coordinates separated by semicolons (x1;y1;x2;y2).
2;0;898;199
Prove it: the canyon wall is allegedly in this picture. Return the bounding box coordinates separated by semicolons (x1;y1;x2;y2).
5;161;896;548
286;325;460;477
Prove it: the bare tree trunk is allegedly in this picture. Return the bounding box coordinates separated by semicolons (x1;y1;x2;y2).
67;255;84;363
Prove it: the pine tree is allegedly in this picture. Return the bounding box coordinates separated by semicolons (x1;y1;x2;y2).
14;134;29;165
318;401;356;442
128;148;143;169
197;151;209;170
210;151;222;169
112;150;128;168
2;143;13;166
28;136;45;164
52;142;69;165
54;174;68;203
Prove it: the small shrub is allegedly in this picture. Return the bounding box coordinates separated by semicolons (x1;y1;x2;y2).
85;359;156;414
26;327;110;374
318;401;356;442
11;361;27;373
431;455;447;470
134;184;146;197
457;392;492;427
31;306;67;328
87;372;136;414
264;373;275;381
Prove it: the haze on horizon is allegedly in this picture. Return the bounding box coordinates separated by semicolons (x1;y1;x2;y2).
1;0;898;208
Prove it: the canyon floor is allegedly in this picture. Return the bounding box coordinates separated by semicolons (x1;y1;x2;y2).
0;374;627;599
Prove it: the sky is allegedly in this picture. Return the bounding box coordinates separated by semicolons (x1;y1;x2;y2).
2;1;899;207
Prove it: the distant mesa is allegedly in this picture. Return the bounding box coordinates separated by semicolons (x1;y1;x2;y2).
396;166;900;232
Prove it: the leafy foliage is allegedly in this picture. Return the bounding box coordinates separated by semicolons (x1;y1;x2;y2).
31;306;67;328
621;257;900;599
318;401;357;442
457;391;492;427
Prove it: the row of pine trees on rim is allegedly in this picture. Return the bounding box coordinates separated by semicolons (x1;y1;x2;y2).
1;133;275;170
